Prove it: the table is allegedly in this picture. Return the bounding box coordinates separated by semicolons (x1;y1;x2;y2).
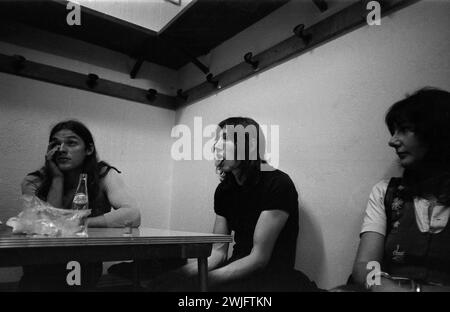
0;225;232;291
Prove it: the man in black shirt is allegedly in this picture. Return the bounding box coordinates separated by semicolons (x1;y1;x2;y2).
146;117;317;291
214;169;298;272
206;117;316;291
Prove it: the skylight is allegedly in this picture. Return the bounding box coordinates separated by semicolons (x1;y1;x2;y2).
77;0;194;32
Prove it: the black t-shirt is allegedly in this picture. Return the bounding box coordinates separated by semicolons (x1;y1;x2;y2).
214;169;299;272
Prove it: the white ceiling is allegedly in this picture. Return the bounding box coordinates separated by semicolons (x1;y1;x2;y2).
77;0;194;32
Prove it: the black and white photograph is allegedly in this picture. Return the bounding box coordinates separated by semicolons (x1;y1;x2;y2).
0;0;449;301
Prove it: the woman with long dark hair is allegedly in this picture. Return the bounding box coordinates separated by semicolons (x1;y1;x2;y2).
352;88;450;291
19;119;140;291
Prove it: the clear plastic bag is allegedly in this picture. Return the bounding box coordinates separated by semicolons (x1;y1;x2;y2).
6;195;91;237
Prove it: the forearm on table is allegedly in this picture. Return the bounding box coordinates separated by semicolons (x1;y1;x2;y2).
88;207;140;228
46;177;64;208
87;214;108;227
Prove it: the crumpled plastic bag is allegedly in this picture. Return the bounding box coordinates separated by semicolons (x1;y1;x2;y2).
6;195;91;237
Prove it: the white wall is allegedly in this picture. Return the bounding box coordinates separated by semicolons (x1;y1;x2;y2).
0;27;177;282
170;0;450;289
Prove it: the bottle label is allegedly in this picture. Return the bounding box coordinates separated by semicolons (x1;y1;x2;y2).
73;193;88;204
73;193;88;210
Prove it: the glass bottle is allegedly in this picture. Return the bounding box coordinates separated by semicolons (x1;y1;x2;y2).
72;173;89;210
72;173;89;236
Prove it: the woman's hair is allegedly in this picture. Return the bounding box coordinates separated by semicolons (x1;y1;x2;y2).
215;117;267;186
385;87;450;204
35;120;109;212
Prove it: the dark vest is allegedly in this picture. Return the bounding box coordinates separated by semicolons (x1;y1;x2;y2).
384;198;450;286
